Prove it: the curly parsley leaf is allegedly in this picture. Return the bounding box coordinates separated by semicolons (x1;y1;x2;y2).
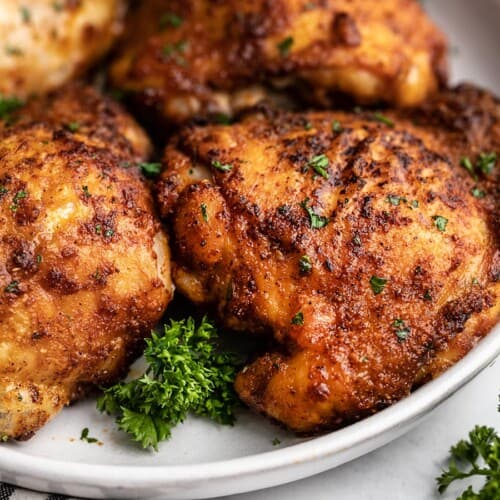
436;425;500;498
0;94;23;123
97;317;240;450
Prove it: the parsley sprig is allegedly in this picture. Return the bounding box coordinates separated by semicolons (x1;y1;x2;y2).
437;425;500;498
97;317;239;450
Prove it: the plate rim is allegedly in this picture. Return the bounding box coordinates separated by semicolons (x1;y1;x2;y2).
1;325;499;490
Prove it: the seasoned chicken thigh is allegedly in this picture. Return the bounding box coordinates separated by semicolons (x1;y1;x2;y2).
0;85;173;440
110;0;447;126
0;0;125;98
157;85;498;433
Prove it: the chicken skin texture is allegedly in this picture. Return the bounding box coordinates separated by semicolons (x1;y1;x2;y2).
0;0;125;98
0;85;173;440
157;85;498;433
110;0;447;126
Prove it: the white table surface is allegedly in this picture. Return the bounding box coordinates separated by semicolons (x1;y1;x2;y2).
222;357;500;500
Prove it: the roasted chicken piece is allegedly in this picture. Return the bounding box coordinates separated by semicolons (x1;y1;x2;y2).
0;84;173;440
157;85;499;433
0;0;126;98
110;0;447;126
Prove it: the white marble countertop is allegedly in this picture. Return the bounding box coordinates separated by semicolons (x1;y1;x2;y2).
224;358;500;500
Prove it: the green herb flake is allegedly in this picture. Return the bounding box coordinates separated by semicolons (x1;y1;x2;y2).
308;154;329;179
476;152;496;175
277;36;294;57
300;198;329;229
369;275;387;295
162;40;189;65
373;112;394;128
471;187;486;199
387;195;403;206
97;316;239;450
200;202;208;222
10;190;27;212
139;162;162;178
291;311;304;325
104;229;114;238
332;120;343;133
36;254;42;264
410;200;419;209
80;428;99;444
460;156;477;180
432;215;448;232
82;185;91;198
66;122;80;132
272;438;281;446
159;12;183;29
392;318;410;341
0;94;23;122
95;224;102;235
0;185;7;196
299;255;312;274
423;290;432;301
211;160;233;172
20;6;30;23
4;280;20;294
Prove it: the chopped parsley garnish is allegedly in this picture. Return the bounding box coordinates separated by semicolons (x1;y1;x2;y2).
104;229;114;238
211;160;233;172
301;198;329;229
410;200;419;209
304;122;313;131
332;120;343;133
460;156;477;180
392;318;410;341
80;428;99;444
436;425;500;498
0;185;7;196
97;317;239;450
162;40;189;65
308;154;329;179
476;152;496;175
82;185;91;198
432;215;448;232
0;94;23;122
200;202;208;222
139;162;162;178
95;224;102;234
387;194;404;206
471;187;486;199
214;113;232;125
369;275;387;295
10;190;27;212
277;36;294;57
424;290;432;301
373;112;394;128
291;311;304;325
299;255;312;274
66;122;80;132
20;6;30;23
272;438;281;446
159;12;183;29
4;280;20;294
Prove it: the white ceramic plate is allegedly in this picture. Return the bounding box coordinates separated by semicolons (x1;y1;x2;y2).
1;0;499;498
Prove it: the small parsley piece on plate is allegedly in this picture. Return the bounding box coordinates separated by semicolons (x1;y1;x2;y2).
0;94;23;122
66;122;80;132
471;187;486;199
291;312;304;325
392;319;410;341
211;160;233;172
436;425;500;498
387;195;403;206
82;185;91;198
308;154;329;179
476;152;496;175
159;12;183;29
299;255;312;274
10;190;27;212
80;428;99;444
272;438;281;446
301;198;329;229
4;280;20;294
277;36;294;57
162;40;189;65
332;120;343;133
432;215;448;232
97;317;239;450
370;275;387;295
460;156;477;180
139;162;162;178
373;112;394;128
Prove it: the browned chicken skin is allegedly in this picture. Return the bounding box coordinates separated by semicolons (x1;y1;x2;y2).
0;85;173;440
157;85;499;433
110;0;447;126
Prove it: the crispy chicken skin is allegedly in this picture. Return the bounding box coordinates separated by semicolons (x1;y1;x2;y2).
0;0;126;98
0;85;173;440
110;0;447;126
157;85;498;433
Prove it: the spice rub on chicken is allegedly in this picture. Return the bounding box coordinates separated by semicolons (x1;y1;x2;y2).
156;85;498;433
110;0;447;126
0;84;173;440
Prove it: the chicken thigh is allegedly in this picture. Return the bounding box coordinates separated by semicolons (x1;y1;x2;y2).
110;0;447;126
157;85;498;433
0;84;173;440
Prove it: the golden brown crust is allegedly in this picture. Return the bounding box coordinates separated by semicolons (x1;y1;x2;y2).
157;85;498;433
110;0;447;126
0;84;173;440
0;0;126;98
